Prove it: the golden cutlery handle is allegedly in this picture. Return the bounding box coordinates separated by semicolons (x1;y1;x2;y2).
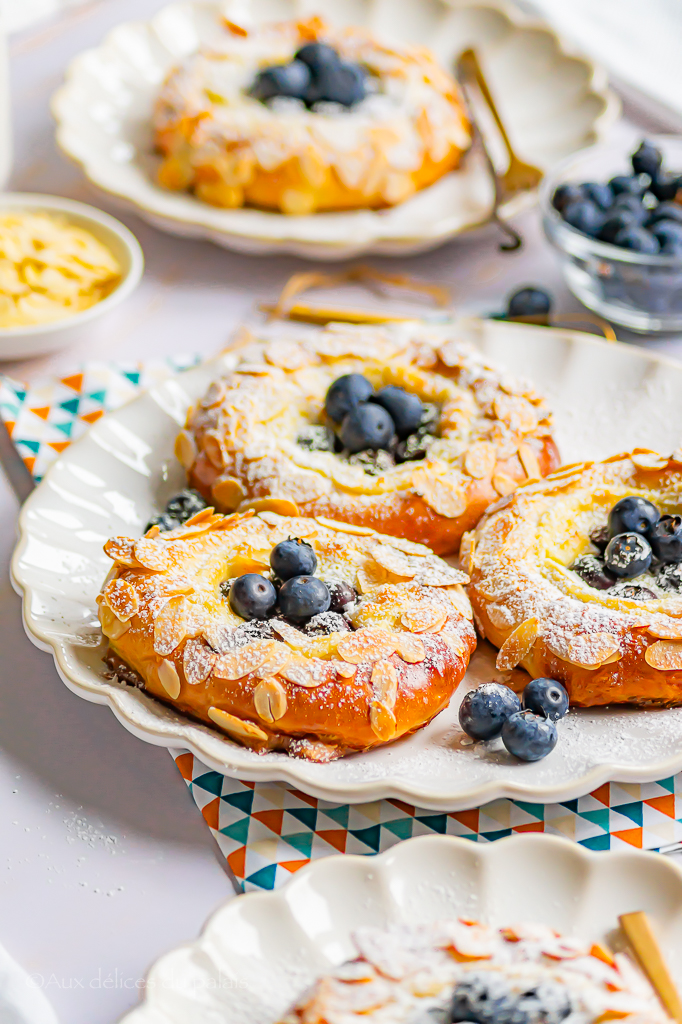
619;911;682;1021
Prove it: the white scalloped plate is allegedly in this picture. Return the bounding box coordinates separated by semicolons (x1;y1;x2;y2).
118;834;682;1024
51;0;618;260
13;318;682;810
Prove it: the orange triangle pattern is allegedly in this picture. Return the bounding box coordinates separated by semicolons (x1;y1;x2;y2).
24;456;35;474
316;830;347;853
591;783;611;806
81;410;103;424
29;406;50;420
4;420;14;436
61;373;83;392
644;795;675;818
201;797;220;831
613;828;643;848
48;441;70;453
295;790;319;808
174;752;195;781
513;822;544;834
450;809;479;832
389;799;415;816
227;846;246;879
252;809;284;835
280;859;310;874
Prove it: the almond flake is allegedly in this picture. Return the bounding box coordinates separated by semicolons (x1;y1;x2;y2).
337;628;398;664
153;595;189;656
646;621;682;640
464;442;497;480
183;638;216;685
99;605;131;640
208;707;268;743
280;658;335;688
254;643;292;678
381;536;432;556
213;640;277;680
175;429;197;470
272;619;312;649
204;432;226;470
401;605;447;634
369;701;396;741
104;536;139;567
496;618;538;671
356;562;389;594
146;525;161;539
264;342;309;370
441;632;467;657
157;659;181;699
103;578;139;622
134;538;171;572
631;451;669;471
460;532;476;574
184;507;215;527
371;659;398;709
253;678;288;722
414;475;467;519
248;497;300;517
566;632;620;668
645;640;682;670
446;585;474;620
200;380;226;409
370;542;424;578
415;564;469;587
518;442;541;480
492;472;518;497
315;517;375;536
213;513;242;530
335;661;357;678
211;476;244;510
395;633;426;663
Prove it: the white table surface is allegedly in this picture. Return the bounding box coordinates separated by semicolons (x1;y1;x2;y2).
4;3;682;1022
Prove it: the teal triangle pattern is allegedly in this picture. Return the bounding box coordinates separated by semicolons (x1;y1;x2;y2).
220;817;251;845
323;805;350;829
613;802;643;826
54;421;73;437
287;807;318;831
222;790;254;815
383;818;414;840
192;771;225;796
416;814;448;834
579;834;611;851
350;826;381;851
60;398;80;415
123;371;141;384
659;777;676;793
579;809;610;830
247;864;278;890
282;832;314;858
88;390;106;404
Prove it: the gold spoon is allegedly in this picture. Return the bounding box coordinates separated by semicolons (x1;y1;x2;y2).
619;911;682;1021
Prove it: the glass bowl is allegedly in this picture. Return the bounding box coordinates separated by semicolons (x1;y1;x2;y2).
541;135;682;333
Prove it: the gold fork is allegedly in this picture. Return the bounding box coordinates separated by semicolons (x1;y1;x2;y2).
457;48;543;199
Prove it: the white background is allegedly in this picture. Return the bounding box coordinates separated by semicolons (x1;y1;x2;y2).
2;1;682;1022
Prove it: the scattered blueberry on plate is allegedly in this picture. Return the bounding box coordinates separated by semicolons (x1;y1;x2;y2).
146;488;207;532
458;683;521;742
506;286;553;322
501;709;558;762
523;678;569;722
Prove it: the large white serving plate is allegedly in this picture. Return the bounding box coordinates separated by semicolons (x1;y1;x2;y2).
12;318;682;809
51;0;618;260
119;834;682;1024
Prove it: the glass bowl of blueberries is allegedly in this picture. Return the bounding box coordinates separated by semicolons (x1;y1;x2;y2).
541;136;682;332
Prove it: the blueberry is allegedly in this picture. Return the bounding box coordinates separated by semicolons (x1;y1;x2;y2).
651;219;682;248
610;583;656;600
278;575;331;622
250;60;311;102
451;972;572;1024
604;532;653;578
165;488;208;522
609;174;647;197
146;512;182;533
458;683;521;742
611;194;648;223
506;286;552;320
598;210;641;244
502;709;558;762
661;238;682;257
562;199;605;237
552;183;583;211
229;574;278;620
590;525;610;551
648;514;682;563
270;538;317;580
307;61;366;107
581;181;613;211
295;42;341;74
569;554;615;590
523;677;569;722
632;140;663;179
372;386;424;439
648;202;682;225
326;579;357;612
650;171;681;202
325;373;374;424
608;495;660;537
339;403;394;453
612;225;660;253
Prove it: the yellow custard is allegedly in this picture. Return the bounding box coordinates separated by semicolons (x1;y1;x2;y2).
0;211;121;328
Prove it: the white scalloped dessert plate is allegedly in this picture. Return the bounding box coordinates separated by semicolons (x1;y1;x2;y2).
51;0;618;260
13;318;682;809
118;834;682;1024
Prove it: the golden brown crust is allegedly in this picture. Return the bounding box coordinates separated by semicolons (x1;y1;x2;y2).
154;18;471;214
467;450;682;706
179;321;560;556
99;511;476;759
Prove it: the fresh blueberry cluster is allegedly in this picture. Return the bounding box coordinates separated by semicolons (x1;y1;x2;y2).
309;372;438;471
459;677;568;762
499;286;553;323
227;537;357;631
570;495;682;597
553;140;682;255
146;488;207;532
450;971;572;1024
250;42;367;109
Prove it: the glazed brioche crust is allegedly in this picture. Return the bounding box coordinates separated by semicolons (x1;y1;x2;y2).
99;510;476;759
179;321;560;556
154;17;471;214
466;450;682;706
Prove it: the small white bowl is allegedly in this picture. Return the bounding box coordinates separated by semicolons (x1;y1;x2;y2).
0;193;144;360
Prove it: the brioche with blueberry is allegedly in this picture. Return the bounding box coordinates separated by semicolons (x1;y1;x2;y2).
465;450;682;706
99;508;476;761
177;321;560;556
154;16;470;214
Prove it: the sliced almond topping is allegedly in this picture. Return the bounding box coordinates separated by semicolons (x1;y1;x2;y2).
212;476;244;510
566;632;620;668
646;621;682;640
213;640;277;680
157;659;181;699
102;578;139;622
175;429;197;470
183;638;216;685
415;564;469;587
184;507;215;527
631;451;669;471
134;538;171;572
263;342;309;371
335;661;358;678
492;472;518;497
413;474;467;519
464;442;497;480
356;562;388;594
153;595;189;656
254;642;292;678
271;619;312;649
401;604;447;634
395;633;426;663
99;605;131;640
441;632;467;657
645;640;682;670
204;432;225;470
208;707;268;743
382;536;432;556
369;701;397;741
253;678;288;723
247;497;300;517
146;525;161;539
200;380;226;409
213;513;241;530
496;618;538;671
371;659;398;709
315;517;375;536
104;536;139;567
337;628;398;664
459;531;476;574
445;585;473;620
370;542;423;578
280;658;335;689
518;442;541;480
